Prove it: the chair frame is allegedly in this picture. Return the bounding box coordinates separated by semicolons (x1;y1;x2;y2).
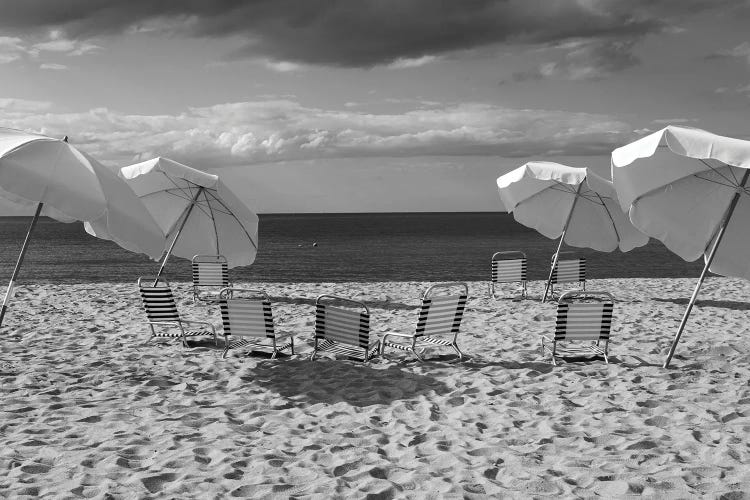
490;251;528;299
380;282;468;361
191;254;232;304
546;251;586;301
137;276;217;348
219;287;295;359
310;295;378;362
541;290;614;365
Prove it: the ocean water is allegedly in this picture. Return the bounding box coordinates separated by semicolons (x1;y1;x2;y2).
0;213;703;284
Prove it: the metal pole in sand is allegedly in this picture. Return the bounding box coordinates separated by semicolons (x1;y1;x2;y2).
0;202;44;329
542;183;583;303
154;186;205;285
664;169;750;368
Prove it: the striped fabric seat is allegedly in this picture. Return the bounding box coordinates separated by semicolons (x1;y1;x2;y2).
137;277;217;348
140;285;180;322
490;251;528;298
381;283;468;361
547;256;586;300
550;258;586;285
192;255;231;303
219;289;294;359
541;291;614;365
311;296;377;362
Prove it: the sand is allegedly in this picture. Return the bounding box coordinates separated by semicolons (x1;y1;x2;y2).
1;277;750;499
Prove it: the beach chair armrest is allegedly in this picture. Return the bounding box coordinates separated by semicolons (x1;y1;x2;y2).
272;331;295;341
144;320;182;328
379;331;416;343
179;319;217;333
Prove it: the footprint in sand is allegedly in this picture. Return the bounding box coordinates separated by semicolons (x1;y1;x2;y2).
141;472;178;494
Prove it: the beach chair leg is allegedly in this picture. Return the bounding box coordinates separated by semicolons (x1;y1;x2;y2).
290;337;295;355
551;342;558;366
410;348;424;362
453;343;464;360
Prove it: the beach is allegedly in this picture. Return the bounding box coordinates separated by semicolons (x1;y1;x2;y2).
2;277;750;498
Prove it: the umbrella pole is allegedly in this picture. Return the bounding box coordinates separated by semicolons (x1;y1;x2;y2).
0;202;43;329
154;187;204;285
542;183;582;302
663;169;750;368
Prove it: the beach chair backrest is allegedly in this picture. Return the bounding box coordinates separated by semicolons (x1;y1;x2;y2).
551;257;586;284
219;288;275;339
491;251;527;284
416;283;468;338
138;277;180;322
555;292;613;342
315;297;371;348
192;255;230;287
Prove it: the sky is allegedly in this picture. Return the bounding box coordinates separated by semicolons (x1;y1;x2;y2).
1;0;750;213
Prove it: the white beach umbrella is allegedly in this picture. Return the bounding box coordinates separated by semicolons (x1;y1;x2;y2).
611;125;750;367
497;161;648;302
0;128;165;328
106;157;259;281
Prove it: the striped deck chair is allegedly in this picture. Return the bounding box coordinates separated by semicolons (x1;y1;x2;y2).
192;255;231;304
311;295;378;362
137;277;218;348
541;291;614;365
548;252;586;300
219;288;294;359
490;251;528;299
380;283;468;361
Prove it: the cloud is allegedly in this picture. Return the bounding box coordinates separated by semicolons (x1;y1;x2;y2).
708;41;750;64
0;0;744;68
387;55;441;69
513;37;639;81
0;36;27;63
0;97;53;112
0;31;100;65
40;63;68;70
0;98;636;167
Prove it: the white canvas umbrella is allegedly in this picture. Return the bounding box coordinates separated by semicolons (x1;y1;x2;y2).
612;125;750;367
497;161;649;302
0;128;165;327
106;157;259;281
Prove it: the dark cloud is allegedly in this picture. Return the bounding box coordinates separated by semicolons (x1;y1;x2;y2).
513;37;640;81
0;0;746;68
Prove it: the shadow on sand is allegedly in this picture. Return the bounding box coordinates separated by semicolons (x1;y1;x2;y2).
267;295;420;312
238;359;450;407
652;297;750;311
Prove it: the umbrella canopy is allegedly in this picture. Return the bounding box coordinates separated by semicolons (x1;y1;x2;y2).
111;157;259;276
611;125;750;367
0;128;165;327
497;161;648;301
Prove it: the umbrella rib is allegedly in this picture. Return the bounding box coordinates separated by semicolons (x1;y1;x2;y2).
204;190;258;251
549;181;579;194
699;160;739;187
204;190;220;254
595;192;621;244
693;174;739;189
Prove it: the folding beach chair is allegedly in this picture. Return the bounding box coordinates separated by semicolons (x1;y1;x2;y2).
192;255;231;303
137;277;218;348
490;251;528;299
547;251;586;300
310;295;379;362
219;288;295;359
380;283;468;361
541;291;614;365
